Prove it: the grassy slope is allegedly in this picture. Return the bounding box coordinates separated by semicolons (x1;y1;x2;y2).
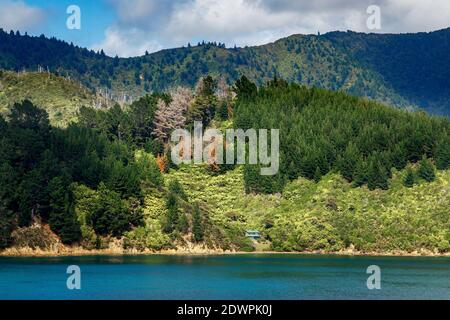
151;165;450;253
0;71;99;126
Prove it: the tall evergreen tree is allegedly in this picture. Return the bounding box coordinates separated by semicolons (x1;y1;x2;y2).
352;158;368;188
435;138;450;170
367;155;389;190
313;166;322;183
417;156;436;182
163;192;179;234
48;175;81;244
337;143;359;182
233;75;257;100
192;203;204;242
403;167;415;188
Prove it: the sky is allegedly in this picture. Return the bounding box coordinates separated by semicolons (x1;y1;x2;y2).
1;0;450;57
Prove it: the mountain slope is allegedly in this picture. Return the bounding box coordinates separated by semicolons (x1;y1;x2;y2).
0;71;110;126
163;165;450;253
324;29;450;116
0;28;450;115
1;80;449;254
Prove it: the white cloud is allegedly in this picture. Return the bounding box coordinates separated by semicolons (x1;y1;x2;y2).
381;0;450;33
0;0;46;31
109;0;159;22
165;0;301;45
91;27;163;57
94;0;450;57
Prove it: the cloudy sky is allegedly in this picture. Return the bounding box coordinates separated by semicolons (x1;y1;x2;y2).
1;0;450;57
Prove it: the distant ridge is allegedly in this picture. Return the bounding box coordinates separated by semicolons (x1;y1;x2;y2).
1;28;450;116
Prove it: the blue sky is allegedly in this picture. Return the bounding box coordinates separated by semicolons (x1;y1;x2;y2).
1;0;450;57
9;0;115;47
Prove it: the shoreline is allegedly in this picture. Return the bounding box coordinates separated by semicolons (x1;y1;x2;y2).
1;246;449;258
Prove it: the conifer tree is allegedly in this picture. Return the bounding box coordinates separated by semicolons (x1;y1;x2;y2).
337;143;359;182
48;175;81;244
178;213;189;234
91;183;140;237
217;100;229;121
233;76;257;100
0;207;13;249
367;155;389;190
403;167;415;188
314;167;322;183
417;156;436;182
435;138;450;170
169;179;188;201
352;158;368;187
164;192;179;234
192;203;204;242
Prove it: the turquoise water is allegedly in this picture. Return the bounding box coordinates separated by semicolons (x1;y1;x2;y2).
0;254;449;300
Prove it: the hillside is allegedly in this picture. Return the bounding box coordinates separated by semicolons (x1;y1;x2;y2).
1;29;450;115
324;29;450;116
1;79;449;255
0;71;110;126
160;165;450;253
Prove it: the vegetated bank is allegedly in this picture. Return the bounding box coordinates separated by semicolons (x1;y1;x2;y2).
0;76;449;256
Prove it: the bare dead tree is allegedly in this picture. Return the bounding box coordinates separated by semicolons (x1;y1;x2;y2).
152;87;193;142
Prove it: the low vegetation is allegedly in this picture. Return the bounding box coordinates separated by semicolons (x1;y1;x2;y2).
0;71;110;126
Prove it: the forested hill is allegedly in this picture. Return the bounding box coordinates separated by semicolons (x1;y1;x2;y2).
1;28;450;115
1;78;449;253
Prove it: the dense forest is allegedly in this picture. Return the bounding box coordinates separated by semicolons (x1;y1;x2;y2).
234;78;450;193
2;28;450;116
0;76;232;250
1;75;449;253
0;99;158;247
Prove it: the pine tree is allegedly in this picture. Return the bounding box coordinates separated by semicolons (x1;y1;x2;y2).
192;203;204;242
367;155;389;190
163;192;178;233
314;166;322;183
0;210;13;249
417;156;436;182
352;158;368;187
196;75;217;97
233;76;257;100
391;143;408;170
48;175;81;244
178;213;189;234
435;138;450;170
91;183;140;237
216;100;229;121
169;179;188;201
403;167;415;188
337;143;359;181
136;152;164;188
